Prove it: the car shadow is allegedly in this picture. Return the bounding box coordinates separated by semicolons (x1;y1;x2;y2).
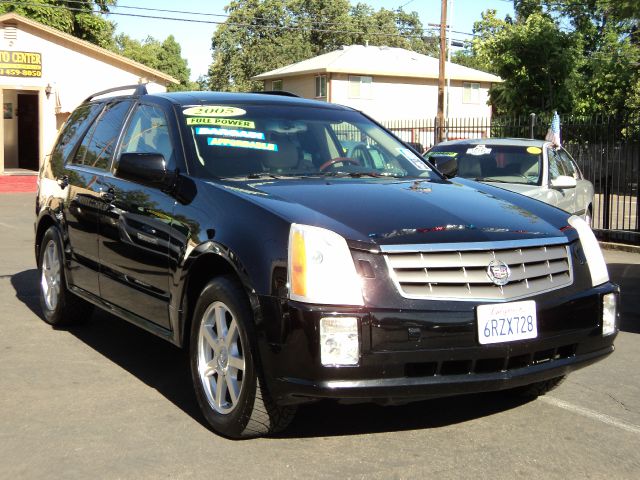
9;265;631;439
607;263;640;334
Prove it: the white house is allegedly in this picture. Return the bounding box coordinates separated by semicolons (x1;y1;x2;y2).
0;13;177;175
253;45;501;123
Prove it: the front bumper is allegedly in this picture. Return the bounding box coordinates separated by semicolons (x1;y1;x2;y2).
259;283;619;405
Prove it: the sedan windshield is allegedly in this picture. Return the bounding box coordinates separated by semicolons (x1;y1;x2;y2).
182;104;435;180
426;144;542;185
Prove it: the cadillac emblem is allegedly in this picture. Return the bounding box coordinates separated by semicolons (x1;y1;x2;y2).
487;260;511;286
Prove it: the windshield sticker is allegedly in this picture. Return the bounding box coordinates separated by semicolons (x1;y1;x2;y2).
466;145;492;156
186;117;255;129
428;151;458;157
398;148;429;170
208;137;278;152
196;127;265;140
183;106;246;117
527;146;542;155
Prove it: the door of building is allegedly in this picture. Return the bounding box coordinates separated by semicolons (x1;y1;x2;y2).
17;93;39;171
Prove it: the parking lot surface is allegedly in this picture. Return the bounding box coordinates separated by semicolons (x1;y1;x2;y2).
1;192;639;479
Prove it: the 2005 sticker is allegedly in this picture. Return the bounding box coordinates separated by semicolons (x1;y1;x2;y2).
183;106;246;117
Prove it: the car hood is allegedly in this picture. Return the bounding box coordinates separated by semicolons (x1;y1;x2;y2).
212;177;572;248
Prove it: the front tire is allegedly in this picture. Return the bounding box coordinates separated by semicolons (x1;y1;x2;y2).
189;276;296;438
38;226;93;326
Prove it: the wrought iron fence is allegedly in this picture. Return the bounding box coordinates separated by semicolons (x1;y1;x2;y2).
382;114;640;244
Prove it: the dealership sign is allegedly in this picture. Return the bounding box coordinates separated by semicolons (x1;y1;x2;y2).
0;50;42;78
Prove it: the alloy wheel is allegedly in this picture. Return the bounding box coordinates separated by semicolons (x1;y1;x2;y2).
197;301;246;414
40;239;61;311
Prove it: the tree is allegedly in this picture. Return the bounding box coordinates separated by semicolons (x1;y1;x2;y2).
208;0;437;92
0;0;116;48
113;34;193;91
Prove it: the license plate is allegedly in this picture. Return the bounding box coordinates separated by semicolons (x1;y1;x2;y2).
477;300;537;345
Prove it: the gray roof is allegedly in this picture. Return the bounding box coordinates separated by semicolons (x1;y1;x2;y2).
436;138;548;147
253;45;502;83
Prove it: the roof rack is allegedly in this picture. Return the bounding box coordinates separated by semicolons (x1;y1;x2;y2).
83;84;148;103
256;90;300;98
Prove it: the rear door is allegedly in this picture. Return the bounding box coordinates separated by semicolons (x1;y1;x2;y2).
97;102;179;329
58;101;131;296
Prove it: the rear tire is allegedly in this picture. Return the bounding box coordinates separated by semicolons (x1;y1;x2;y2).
508;376;565;399
38;226;93;326
189;276;296;439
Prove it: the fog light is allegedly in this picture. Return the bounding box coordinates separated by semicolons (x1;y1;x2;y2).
602;293;617;336
320;317;359;366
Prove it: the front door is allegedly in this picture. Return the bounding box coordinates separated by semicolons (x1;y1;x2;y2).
18;93;39;171
98;103;177;329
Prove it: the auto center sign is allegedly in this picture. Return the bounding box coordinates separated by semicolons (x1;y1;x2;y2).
0;50;42;77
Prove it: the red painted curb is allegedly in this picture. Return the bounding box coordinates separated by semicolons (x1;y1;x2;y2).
0;176;38;193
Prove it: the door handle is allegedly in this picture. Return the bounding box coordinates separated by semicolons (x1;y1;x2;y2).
101;188;115;203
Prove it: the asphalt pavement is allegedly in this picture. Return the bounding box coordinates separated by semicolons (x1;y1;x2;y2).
1;192;639;479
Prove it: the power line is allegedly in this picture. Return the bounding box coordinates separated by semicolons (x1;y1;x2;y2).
0;0;449;39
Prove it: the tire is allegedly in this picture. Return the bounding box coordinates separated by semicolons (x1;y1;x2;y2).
508;376;566;399
189;276;296;439
38;226;93;326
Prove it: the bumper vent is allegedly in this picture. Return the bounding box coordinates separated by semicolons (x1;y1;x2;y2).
384;240;573;301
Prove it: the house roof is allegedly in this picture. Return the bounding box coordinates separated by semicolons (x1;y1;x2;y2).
253;44;502;83
0;13;178;85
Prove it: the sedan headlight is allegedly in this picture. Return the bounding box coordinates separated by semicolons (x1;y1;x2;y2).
568;215;609;287
288;223;364;305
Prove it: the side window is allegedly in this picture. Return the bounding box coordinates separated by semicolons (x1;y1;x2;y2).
547;148;566;180
71;101;132;170
52;103;103;165
120;104;175;169
558;149;579;179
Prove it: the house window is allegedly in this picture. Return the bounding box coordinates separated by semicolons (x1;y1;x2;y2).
348;75;373;99
271;79;283;91
463;82;480;104
315;75;327;98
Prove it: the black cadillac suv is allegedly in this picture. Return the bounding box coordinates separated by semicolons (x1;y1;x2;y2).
35;85;619;438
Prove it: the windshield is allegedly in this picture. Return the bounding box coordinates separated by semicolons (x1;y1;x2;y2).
426;143;542;185
181;104;435;180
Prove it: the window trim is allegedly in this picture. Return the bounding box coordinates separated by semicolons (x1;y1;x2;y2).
271;79;283;91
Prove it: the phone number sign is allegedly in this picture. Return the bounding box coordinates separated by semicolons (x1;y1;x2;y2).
0;50;42;78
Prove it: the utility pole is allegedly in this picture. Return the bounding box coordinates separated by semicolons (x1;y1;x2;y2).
437;0;447;143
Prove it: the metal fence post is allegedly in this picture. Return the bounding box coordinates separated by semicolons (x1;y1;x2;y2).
529;113;536;139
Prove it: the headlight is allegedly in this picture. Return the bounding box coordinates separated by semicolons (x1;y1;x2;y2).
602;293;617;336
288;223;363;305
568;215;609;286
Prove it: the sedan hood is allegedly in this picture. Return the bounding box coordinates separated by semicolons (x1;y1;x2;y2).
213;177;572;248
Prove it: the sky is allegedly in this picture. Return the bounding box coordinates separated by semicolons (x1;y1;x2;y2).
106;1;515;81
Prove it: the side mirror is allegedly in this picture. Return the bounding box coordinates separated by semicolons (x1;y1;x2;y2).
432;155;458;179
116;152;175;189
551;175;577;189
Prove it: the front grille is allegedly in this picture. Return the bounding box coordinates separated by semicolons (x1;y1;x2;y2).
383;240;573;301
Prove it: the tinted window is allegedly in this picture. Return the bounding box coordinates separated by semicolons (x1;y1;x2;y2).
71;101;132;170
51;103;103;166
558;149;579;179
182;105;435;180
120;104;175;170
547;148;566;180
427;143;543;185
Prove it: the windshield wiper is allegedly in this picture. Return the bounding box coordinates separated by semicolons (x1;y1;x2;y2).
321;171;404;178
473;177;509;183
